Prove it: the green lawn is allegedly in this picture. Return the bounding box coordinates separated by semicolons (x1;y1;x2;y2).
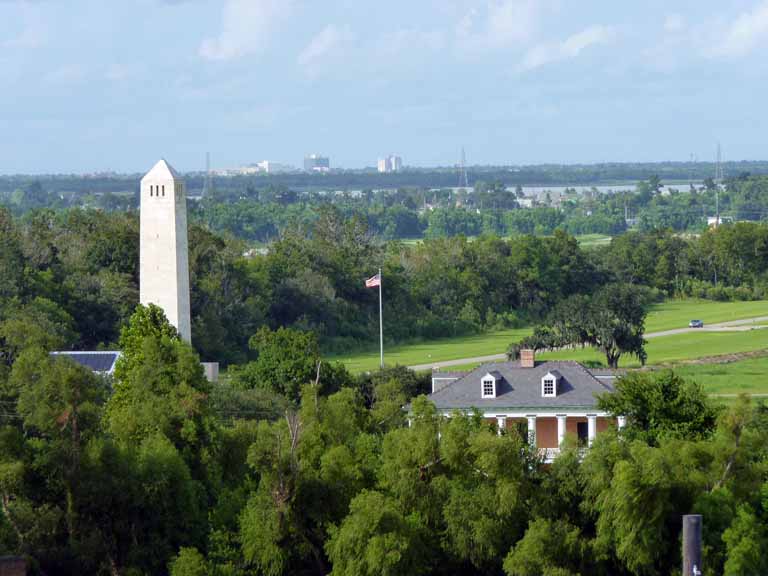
672;356;768;395
644;299;768;333
539;328;768;367
575;234;612;248
327;328;531;373
328;299;768;373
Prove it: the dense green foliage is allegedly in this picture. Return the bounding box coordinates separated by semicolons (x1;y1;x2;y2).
2;325;767;576
1;202;768;369
2;168;768;573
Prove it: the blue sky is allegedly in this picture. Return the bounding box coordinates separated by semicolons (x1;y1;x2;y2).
2;0;768;174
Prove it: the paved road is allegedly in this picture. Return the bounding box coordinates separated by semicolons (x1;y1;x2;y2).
408;315;768;372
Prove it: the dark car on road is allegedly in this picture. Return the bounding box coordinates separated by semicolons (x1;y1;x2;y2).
688;319;704;328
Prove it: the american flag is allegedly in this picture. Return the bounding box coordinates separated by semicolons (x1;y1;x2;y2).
365;273;381;288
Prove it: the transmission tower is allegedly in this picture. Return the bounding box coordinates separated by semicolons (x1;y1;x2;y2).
458;147;469;188
203;151;213;198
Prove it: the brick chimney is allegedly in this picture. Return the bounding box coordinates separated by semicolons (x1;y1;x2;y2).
520;349;535;368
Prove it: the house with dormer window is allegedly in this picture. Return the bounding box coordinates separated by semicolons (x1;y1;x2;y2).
427;350;624;462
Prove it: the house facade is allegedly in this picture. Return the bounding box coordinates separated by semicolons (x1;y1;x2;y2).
427;350;624;462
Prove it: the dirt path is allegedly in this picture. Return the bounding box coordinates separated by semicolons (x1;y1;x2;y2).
409;316;768;371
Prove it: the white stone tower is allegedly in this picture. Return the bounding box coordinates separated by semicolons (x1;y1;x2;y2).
139;159;192;343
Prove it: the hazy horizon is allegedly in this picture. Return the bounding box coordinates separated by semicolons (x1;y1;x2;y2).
2;0;768;173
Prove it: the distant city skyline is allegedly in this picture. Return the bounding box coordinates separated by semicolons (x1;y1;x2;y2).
2;0;768;174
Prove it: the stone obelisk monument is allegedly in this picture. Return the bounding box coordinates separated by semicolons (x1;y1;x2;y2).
139;159;192;343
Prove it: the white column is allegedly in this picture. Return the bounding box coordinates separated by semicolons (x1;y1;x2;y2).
557;414;567;447
407;418;412;428
587;414;597;447
617;415;627;430
526;415;537;447
496;416;507;436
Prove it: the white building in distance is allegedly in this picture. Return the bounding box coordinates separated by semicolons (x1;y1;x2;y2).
377;155;403;173
304;154;330;172
256;160;294;174
139;159;192;343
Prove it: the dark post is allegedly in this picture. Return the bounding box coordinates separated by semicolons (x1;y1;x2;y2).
682;514;702;576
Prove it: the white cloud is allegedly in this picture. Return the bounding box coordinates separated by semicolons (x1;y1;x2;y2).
520;25;616;71
710;0;768;57
297;24;352;78
456;0;540;54
199;0;293;61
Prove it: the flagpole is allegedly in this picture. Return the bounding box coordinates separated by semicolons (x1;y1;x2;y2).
378;267;384;369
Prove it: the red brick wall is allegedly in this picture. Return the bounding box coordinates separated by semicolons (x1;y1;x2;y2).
536;418;558;448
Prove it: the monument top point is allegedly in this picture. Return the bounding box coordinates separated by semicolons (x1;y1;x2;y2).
141;158;181;182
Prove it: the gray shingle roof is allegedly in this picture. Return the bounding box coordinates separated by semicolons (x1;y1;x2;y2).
50;351;121;375
428;360;614;411
431;371;469;379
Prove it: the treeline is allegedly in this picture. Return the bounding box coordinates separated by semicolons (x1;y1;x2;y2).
2;206;768;367
5;160;768;199
5;172;768;243
1;305;767;575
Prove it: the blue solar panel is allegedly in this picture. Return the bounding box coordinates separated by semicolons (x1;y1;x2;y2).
50;352;121;374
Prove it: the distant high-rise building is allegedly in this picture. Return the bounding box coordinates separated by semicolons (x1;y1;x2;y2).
256;160;294;174
139;159;191;343
377;154;403;173
304;154;330;172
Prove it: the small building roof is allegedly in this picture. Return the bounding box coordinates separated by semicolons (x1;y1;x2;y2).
427;360;614;412
50;351;121;376
141;159;181;182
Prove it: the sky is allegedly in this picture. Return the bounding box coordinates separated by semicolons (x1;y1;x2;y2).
2;0;768;174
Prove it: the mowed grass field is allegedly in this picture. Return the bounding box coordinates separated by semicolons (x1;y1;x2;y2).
644;299;768;332
672;356;768;396
538;328;768;367
328;327;531;373
327;299;768;373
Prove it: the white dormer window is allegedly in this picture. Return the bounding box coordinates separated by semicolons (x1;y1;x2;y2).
541;371;561;397
481;373;497;398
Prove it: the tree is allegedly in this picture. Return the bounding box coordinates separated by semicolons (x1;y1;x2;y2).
103;304;217;482
722;505;768;576
503;518;585;576
511;284;648;368
232;326;351;403
0;208;25;302
581;436;705;575
2;349;110;571
325;490;427;576
0;297;77;367
597;370;719;444
588;284;649;367
169;547;209;576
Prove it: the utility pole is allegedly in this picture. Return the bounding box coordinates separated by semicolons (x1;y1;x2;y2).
682;515;702;576
715;143;722;228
